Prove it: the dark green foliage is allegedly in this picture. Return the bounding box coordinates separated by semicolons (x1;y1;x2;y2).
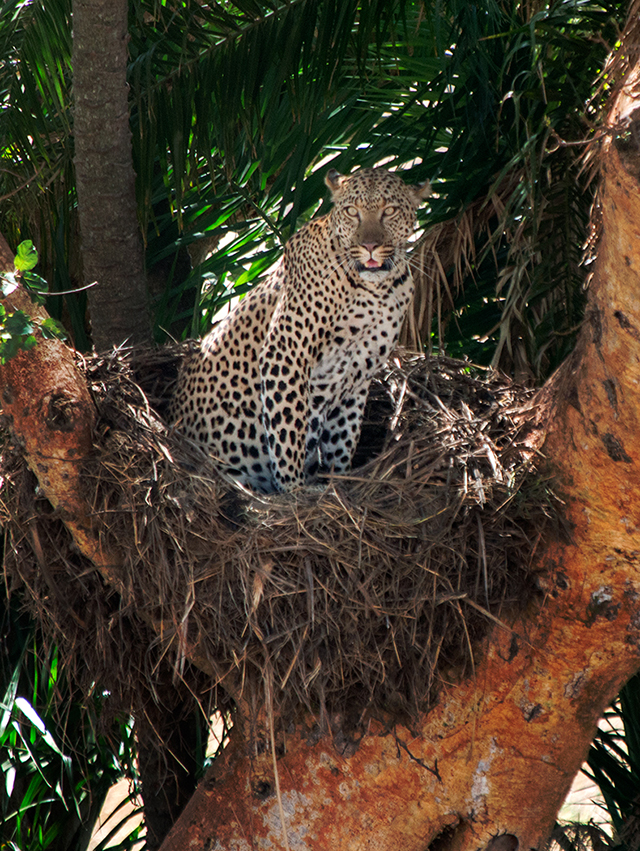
0;0;87;346
0;307;36;363
582;673;640;849
0;0;623;372
395;0;621;378
0;591;142;850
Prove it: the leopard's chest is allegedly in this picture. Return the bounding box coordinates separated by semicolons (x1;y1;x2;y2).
308;267;413;407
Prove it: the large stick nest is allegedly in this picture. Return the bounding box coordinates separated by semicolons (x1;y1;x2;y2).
1;345;562;730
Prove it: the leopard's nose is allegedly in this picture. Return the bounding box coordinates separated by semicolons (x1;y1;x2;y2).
362;242;379;254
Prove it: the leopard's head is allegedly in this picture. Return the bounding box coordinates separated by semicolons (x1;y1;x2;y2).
326;167;431;283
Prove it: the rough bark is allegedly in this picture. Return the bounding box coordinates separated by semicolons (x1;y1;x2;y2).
0;233;125;592
72;0;151;349
155;51;640;851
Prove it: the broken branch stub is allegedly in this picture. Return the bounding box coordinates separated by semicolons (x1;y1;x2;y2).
0;233;124;591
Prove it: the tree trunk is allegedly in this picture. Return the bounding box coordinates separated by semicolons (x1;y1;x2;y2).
4;29;640;851
72;0;151;349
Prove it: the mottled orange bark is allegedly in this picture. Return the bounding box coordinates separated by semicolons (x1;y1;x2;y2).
0;234;125;591
158;51;640;851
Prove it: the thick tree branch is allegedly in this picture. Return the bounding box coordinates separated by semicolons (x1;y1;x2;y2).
0;234;126;592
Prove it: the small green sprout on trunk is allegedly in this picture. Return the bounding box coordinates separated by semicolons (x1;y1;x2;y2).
0;241;67;363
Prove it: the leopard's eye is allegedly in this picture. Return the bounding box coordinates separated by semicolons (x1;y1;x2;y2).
383;205;398;217
345;205;359;218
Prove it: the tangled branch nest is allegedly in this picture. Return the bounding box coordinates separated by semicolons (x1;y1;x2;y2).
1;345;562;729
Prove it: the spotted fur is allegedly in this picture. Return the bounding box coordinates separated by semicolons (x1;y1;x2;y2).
170;167;430;493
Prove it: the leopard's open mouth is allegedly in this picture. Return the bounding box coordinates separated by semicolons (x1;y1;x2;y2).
355;258;393;273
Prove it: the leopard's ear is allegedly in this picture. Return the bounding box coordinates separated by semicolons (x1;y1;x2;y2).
325;168;347;196
411;180;432;204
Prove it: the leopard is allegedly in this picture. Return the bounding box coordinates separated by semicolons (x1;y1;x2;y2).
170;167;430;493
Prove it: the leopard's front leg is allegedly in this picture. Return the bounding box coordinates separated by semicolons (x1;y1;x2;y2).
259;304;313;493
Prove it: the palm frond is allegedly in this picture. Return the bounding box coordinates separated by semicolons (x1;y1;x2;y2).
394;0;622;379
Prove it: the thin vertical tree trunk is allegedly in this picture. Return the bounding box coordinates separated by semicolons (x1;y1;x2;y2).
72;0;151;349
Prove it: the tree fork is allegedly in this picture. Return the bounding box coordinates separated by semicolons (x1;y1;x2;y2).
156;55;640;851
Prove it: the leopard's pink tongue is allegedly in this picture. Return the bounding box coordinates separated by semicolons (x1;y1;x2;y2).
366;259;381;268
